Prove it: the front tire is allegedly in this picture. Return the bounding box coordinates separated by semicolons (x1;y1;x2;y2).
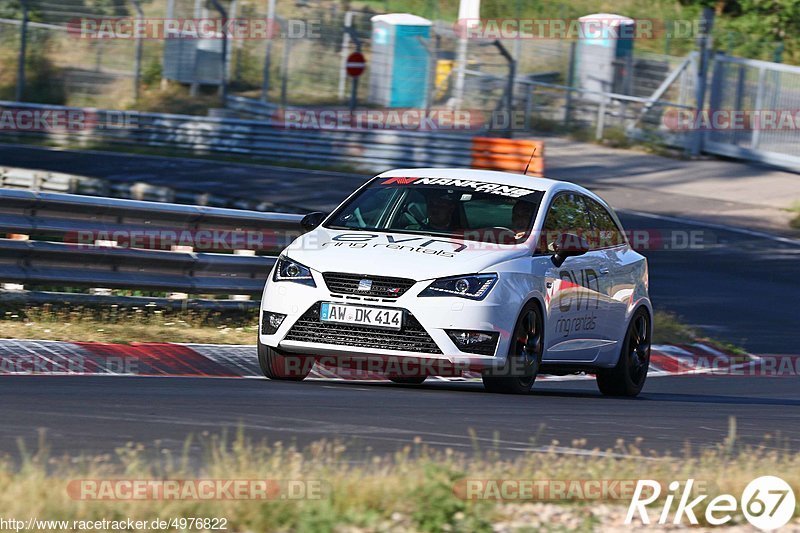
482;301;543;394
596;308;651;397
257;340;312;381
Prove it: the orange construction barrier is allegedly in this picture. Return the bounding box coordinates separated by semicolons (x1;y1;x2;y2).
470;137;545;176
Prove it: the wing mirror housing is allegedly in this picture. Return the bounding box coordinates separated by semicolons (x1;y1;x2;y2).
300;212;327;233
549;233;590;268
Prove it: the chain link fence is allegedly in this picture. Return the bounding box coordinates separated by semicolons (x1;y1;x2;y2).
10;1;800;166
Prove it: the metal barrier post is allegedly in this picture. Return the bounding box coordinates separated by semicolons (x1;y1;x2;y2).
596;99;607;141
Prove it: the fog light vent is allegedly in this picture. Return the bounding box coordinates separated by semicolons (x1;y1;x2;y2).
262;312;286;335
446;330;499;356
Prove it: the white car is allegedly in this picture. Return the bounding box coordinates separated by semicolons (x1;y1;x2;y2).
258;168;652;395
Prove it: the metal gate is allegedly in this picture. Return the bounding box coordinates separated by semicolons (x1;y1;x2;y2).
706;55;800;172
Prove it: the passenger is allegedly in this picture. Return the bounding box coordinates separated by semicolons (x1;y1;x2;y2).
512;200;536;239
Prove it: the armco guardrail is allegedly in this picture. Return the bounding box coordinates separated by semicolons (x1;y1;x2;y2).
0;101;479;172
0;189;304;298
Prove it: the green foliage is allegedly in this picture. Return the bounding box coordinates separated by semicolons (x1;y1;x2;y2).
411;463;491;531
22;47;66;104
140;58;162;87
790;202;800;230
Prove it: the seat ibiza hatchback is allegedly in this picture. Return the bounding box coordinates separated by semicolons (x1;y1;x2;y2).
259;168;652;395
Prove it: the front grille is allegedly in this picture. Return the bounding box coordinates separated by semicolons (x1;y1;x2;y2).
322;272;416;298
284;302;442;354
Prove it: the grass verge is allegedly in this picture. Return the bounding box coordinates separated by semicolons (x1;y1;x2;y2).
0;306;746;352
1;426;798;532
653;311;749;355
790;202;800;230
0;305;258;345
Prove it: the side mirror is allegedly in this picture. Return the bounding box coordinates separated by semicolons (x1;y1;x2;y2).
549;233;590;268
300;212;327;233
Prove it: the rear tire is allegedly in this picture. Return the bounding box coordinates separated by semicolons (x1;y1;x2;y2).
482;301;543;394
596;308;651;397
388;376;427;385
257;340;312;381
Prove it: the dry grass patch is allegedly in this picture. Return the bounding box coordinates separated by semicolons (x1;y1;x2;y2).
0;305;257;345
0;427;798;532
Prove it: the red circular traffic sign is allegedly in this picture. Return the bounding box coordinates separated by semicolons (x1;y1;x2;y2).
346;52;366;77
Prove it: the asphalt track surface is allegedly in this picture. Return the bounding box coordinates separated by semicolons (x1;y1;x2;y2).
1;374;799;459
1;145;799;459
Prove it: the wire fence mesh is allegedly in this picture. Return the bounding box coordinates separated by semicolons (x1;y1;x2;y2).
6;0;797;167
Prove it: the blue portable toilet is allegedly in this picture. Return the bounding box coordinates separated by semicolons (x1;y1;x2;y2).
574;14;636;101
368;13;432;108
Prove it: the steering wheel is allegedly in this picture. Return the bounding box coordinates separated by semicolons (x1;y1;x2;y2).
353;208;366;228
478;226;518;244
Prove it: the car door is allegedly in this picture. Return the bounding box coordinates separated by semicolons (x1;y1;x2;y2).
540;192;609;362
584;196;634;345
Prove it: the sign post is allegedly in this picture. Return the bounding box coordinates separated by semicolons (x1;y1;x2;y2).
346;51;366;114
343;23;365;116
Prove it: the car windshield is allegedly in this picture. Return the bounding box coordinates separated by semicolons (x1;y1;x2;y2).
325;177;544;244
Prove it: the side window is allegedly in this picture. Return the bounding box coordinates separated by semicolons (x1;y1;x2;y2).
540;193;590;251
585;197;625;248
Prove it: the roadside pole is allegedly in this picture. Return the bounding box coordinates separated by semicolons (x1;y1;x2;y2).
452;0;480;109
417;35;438;120
691;7;715;156
492;39;516;137
260;0;276;102
132;0;143;103
209;0;229;104
16;0;29;102
343;27;364;114
338;11;354;102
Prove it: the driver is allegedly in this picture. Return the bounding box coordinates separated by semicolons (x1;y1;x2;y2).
426;192;459;231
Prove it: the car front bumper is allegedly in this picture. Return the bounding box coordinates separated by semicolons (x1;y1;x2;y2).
258;269;526;373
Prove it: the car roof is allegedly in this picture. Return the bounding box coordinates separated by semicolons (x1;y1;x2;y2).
376;168;573;194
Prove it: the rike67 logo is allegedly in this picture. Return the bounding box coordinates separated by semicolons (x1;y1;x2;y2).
626;476;796;530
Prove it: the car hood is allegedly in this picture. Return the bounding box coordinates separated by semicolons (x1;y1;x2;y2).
283;228;530;281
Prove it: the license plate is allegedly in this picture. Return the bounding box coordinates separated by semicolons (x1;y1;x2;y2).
320;302;403;330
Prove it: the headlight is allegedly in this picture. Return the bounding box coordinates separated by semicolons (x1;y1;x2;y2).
419;274;497;300
273;255;316;287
